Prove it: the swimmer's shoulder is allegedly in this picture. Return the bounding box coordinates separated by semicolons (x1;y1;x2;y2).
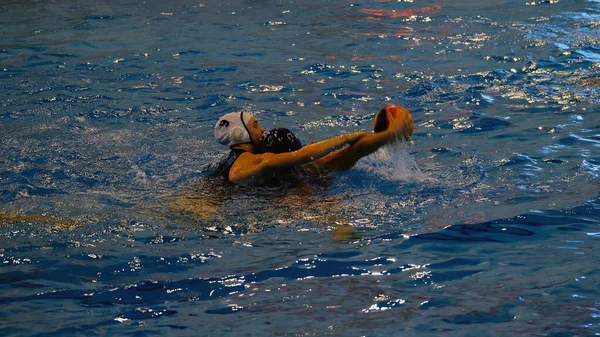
233;151;282;168
230;151;297;185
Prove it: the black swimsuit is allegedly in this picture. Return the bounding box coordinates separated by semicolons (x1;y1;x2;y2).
211;148;247;181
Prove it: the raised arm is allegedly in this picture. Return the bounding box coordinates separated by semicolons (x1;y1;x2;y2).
308;105;414;173
228;131;366;185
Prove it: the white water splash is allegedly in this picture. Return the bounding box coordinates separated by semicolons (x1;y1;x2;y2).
368;142;430;182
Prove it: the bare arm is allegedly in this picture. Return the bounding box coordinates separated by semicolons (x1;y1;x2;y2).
309;106;414;173
229;131;365;185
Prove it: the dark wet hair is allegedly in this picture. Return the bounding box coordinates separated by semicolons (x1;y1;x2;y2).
263;128;302;154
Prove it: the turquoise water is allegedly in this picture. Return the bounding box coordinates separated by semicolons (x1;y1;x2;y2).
1;0;600;335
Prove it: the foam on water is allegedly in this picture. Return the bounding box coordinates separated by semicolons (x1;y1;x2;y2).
368;142;430;182
388;142;428;182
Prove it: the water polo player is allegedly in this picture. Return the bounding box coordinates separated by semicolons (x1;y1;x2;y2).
262;128;304;154
213;105;414;186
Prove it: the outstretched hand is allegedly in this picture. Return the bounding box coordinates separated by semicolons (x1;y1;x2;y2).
306;105;414;174
382;105;414;142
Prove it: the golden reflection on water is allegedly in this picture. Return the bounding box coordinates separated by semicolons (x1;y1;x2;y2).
359;6;441;21
168;193;223;223
0;211;82;231
166;177;356;237
331;224;361;242
579;78;600;87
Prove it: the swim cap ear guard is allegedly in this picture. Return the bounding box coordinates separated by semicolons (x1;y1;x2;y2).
229;126;250;144
262;128;302;154
214;112;254;148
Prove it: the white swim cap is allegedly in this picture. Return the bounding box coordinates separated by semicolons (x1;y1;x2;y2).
214;112;255;148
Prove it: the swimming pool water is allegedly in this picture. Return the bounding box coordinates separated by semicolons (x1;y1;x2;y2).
1;0;600;336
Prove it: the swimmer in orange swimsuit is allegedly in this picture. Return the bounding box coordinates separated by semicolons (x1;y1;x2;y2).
213;105;414;186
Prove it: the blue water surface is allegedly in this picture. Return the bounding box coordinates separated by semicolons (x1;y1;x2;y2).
1;0;600;336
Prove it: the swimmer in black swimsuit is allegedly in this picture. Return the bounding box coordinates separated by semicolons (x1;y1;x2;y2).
213;127;303;183
259;128;308;187
213;105;414;186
